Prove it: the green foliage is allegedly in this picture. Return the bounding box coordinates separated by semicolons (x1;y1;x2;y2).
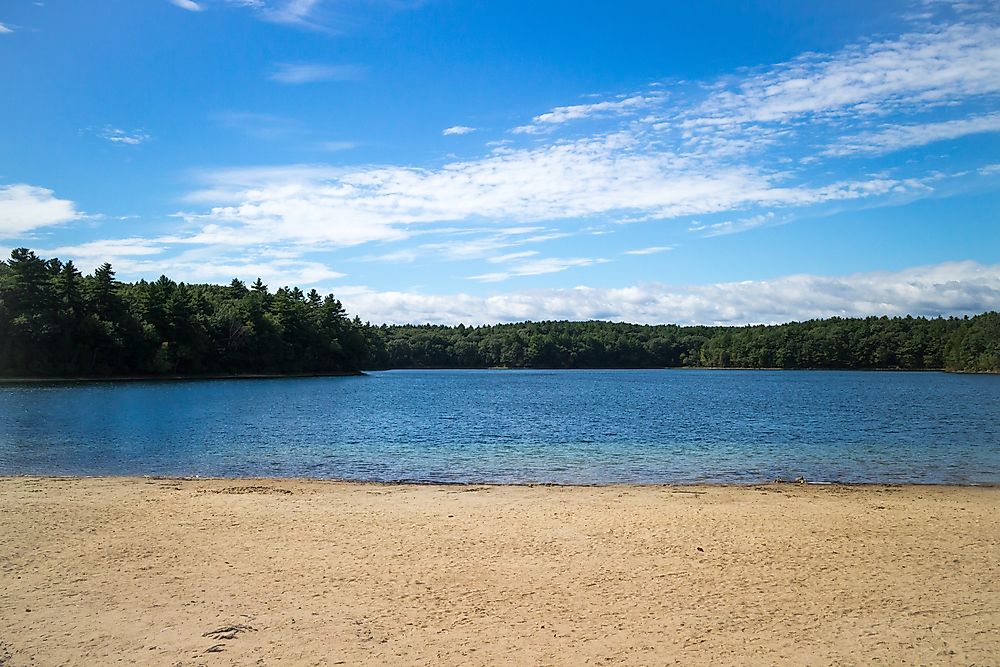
366;315;1000;373
1;248;997;376
0;249;370;377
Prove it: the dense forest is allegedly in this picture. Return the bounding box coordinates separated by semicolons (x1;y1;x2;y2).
0;249;371;377
369;315;1000;372
1;248;998;377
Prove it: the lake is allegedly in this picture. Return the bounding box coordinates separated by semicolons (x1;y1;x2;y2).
1;369;998;484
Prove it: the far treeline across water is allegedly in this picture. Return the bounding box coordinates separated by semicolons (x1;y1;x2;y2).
0;248;998;377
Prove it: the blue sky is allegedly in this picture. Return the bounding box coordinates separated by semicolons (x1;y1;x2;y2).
1;0;998;324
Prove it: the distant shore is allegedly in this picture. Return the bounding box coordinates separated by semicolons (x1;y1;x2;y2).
4;366;998;383
0;370;364;384
2;476;997;665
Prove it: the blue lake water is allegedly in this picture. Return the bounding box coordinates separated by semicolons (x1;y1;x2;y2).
1;369;998;484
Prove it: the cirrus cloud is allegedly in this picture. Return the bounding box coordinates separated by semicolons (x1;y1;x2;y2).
168;0;203;11
442;125;477;136
822;112;1000;156
172;13;1000;260
683;23;1000;129
177;134;915;251
98;126;151;146
268;62;365;84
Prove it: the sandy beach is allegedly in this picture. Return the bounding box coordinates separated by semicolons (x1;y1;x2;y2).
1;477;997;666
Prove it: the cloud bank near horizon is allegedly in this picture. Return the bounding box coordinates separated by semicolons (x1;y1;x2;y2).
334;261;1000;326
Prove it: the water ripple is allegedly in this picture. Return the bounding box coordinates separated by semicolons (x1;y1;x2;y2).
0;369;998;484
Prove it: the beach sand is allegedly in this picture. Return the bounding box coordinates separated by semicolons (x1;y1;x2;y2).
1;477;997;666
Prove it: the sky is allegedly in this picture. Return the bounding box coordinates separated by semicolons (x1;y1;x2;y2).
1;0;998;325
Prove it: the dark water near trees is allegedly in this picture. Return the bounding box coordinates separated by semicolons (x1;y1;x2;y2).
1;370;998;484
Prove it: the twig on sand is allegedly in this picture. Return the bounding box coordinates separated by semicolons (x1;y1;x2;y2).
203;623;256;640
204;486;292;495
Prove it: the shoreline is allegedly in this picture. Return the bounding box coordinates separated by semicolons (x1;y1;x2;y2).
3;476;997;665
4;473;998;489
0;370;364;384
4;367;998;383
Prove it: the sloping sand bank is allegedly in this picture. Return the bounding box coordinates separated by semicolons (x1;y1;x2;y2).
1;477;997;665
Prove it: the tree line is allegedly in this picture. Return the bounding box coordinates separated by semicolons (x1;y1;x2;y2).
366;315;999;372
1;248;997;377
0;249;371;377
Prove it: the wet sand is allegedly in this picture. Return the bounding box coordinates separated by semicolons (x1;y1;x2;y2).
1;477;997;665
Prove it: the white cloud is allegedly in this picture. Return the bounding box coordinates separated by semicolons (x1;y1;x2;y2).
215;111;300;140
825;112;1000;156
268;62;364;84
45;240;347;286
264;0;319;25
0;184;80;237
623;246;673;255
180;257;346;286
179;136;911;250
0;22;14;33
99;127;151;146
168;0;203;11
513;94;660;134
360;248;420;263
690;212;777;237
44;238;165;262
442;125;476;136
316;140;358;152
224;0;425;33
220;0;426;32
685;23;1000;128
488;250;539;264
412;229;567;263
338;261;1000;326
469;257;608;283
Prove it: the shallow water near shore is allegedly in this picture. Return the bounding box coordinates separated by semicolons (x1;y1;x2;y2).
1;369;998;484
